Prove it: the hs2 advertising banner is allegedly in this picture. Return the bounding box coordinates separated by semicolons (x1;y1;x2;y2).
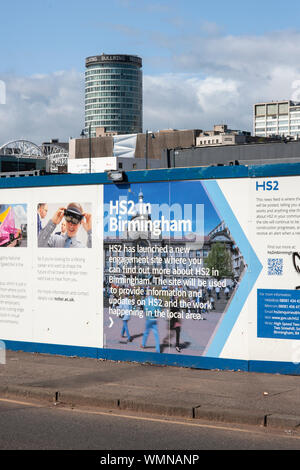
0;176;300;367
103;177;300;366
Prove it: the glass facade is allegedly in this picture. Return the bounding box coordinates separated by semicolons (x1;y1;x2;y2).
85;55;143;136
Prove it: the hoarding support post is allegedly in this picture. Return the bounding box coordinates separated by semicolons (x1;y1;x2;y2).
145;130;148;170
89;123;92;174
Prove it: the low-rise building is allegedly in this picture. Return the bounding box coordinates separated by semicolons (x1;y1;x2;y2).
196;124;257;147
68;128;200;172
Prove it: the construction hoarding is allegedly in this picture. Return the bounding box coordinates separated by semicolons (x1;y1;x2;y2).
1;166;300;374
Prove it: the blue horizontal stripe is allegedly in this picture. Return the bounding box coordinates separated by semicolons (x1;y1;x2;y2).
1;162;300;189
2;340;300;375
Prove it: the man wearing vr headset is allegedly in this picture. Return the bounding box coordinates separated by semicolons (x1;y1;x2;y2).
38;203;92;248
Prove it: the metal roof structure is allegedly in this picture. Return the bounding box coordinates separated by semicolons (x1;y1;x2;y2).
0;140;44;158
0;139;69;172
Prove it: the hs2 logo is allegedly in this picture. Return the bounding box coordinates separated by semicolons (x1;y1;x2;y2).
256;180;279;191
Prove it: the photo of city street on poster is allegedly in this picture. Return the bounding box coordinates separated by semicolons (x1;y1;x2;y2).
103;180;245;356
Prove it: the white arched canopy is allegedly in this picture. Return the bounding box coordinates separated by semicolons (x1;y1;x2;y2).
0;140;69;172
0;140;44;158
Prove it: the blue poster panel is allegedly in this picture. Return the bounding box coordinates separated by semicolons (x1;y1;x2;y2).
103;180;245;357
257;288;300;340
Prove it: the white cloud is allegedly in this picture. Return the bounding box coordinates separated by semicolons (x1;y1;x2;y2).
168;30;300;75
143;74;242;131
0;70;84;145
144;30;300;132
1;29;300;143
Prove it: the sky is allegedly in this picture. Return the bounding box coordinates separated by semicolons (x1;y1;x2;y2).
1;0;300;144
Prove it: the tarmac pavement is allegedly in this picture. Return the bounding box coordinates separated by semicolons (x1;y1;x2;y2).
0;349;300;432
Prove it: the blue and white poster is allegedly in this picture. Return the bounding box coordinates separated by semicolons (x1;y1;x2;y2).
218;175;300;367
103;180;246;357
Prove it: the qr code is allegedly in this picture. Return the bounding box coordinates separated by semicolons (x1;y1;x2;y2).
268;258;283;275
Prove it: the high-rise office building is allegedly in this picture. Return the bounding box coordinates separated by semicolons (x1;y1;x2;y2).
254;100;300;138
85;53;143;137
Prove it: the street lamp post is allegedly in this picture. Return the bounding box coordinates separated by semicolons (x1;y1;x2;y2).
81;124;92;174
88;123;91;174
144;130;155;170
145;130;149;170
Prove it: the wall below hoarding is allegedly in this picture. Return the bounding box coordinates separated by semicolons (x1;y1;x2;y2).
1;163;300;375
3;340;300;375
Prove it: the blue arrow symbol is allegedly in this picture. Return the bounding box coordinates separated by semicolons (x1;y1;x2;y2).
202;180;262;358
